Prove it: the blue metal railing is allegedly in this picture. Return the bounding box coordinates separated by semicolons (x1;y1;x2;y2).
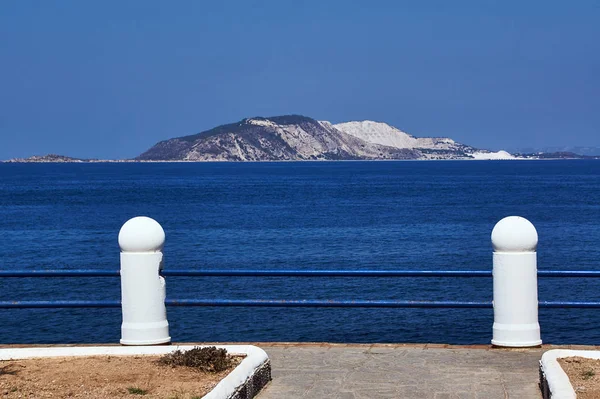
3;299;600;309
1;268;600;309
3;269;600;278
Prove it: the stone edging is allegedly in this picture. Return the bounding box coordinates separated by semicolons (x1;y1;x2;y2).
540;349;600;399
0;345;271;399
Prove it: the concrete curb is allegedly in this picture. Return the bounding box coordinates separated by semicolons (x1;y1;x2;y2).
0;345;271;399
540;349;600;399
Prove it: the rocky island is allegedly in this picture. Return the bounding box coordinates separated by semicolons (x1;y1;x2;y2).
3;154;128;163
136;115;513;161
4;115;597;162
4;154;89;163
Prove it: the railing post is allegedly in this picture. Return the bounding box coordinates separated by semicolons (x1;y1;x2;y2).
491;216;541;347
118;216;171;345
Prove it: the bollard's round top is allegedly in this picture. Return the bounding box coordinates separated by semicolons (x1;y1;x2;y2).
491;216;538;252
118;216;165;253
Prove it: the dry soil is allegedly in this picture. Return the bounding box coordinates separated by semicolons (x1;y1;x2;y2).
559;356;600;399
0;354;242;398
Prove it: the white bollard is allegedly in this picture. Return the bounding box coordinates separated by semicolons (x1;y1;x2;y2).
118;216;171;345
491;216;542;347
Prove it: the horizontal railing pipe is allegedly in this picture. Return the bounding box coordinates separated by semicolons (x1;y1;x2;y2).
3;269;600;278
539;301;600;308
1;299;491;309
537;271;600;278
0;300;121;308
0;270;120;277
164;299;493;308
161;270;493;277
4;299;600;309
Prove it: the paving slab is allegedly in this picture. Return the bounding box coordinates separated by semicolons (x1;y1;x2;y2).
255;344;547;399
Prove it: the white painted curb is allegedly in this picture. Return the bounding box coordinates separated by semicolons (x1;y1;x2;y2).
0;345;269;399
540;349;600;399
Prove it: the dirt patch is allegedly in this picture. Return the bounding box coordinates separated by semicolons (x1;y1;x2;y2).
558;356;600;398
0;354;243;398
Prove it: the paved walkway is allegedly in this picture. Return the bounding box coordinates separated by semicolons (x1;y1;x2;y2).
3;342;597;398
255;343;552;399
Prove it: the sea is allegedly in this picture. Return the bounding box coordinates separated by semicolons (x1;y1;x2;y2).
1;160;599;345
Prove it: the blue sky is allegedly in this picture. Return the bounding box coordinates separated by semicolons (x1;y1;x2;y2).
1;0;598;159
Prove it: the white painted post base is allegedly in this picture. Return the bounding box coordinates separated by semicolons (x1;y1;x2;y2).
491;216;542;347
118;216;171;345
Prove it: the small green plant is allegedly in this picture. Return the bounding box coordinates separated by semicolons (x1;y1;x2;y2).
158;346;232;373
582;369;596;380
127;387;148;395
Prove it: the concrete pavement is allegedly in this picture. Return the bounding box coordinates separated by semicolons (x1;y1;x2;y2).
255;343;555;399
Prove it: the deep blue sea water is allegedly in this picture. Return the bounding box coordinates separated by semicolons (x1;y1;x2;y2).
1;160;599;345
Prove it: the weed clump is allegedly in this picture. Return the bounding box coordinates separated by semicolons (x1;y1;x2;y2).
158;346;232;373
582;369;596;380
127;386;148;395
